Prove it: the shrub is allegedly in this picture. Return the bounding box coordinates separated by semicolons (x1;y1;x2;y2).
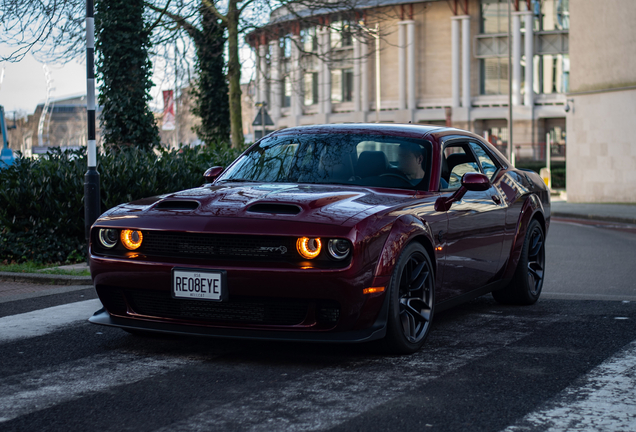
515;161;566;189
0;145;244;263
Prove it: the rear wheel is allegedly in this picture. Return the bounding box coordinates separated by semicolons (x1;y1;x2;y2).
383;242;435;354
493;219;545;305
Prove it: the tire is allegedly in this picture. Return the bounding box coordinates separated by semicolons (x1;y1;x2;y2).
383;242;435;354
493;219;545;305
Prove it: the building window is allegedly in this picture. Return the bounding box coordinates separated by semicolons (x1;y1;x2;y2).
331;21;353;48
481;0;509;34
331;70;342;102
304;73;318;106
283;76;292;108
533;0;569;31
343;69;353;102
330;69;353;103
301;27;317;52
533;54;569;94
480;57;509;95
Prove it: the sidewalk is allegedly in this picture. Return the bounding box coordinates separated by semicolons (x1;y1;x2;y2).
0;262;92;288
551;193;636;225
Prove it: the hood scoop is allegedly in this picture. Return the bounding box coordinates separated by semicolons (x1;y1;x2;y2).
247;203;302;215
155;200;200;211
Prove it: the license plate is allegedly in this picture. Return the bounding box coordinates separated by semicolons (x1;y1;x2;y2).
172;268;227;301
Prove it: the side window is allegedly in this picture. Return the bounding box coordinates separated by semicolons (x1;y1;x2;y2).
469;142;498;180
442;145;480;190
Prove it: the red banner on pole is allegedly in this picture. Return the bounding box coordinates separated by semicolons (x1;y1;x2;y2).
162;90;175;131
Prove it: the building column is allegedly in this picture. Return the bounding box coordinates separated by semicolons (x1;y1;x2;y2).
512;11;523;106
523;11;534;107
269;39;281;120
461;15;471;110
360;35;369;113
398;22;407;110
353;33;361;113
258;44;268;104
291;34;303;121
318;28;332;115
406;20;416;110
451;16;461;108
323;29;332;115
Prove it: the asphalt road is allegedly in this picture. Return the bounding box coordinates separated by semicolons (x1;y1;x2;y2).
1;219;635;432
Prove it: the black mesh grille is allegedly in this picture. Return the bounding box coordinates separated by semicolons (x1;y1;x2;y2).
125;289;309;326
96;287;127;314
140;232;296;260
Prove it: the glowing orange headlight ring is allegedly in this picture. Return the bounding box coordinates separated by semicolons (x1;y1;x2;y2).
296;237;322;259
120;229;143;250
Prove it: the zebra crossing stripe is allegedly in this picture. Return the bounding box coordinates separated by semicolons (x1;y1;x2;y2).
150;315;543;432
501;340;636;432
0;352;194;423
0;299;102;343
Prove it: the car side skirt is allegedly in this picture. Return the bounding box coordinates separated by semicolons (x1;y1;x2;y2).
436;279;509;313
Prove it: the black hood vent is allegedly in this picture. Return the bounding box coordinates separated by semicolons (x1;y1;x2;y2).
248;203;301;215
155;200;200;210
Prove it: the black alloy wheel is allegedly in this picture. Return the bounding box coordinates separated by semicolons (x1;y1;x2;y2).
384;242;435;354
493;219;545;305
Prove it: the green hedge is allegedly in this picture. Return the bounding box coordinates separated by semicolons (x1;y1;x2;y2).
515;161;566;189
0;145;244;264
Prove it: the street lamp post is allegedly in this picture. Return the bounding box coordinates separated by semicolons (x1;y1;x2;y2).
507;0;514;166
84;0;100;250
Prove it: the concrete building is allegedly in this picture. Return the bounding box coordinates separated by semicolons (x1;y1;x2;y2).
566;0;636;203
247;0;570;162
6;95;102;157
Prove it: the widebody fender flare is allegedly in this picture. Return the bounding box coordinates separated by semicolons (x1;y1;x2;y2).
502;193;545;280
371;214;436;285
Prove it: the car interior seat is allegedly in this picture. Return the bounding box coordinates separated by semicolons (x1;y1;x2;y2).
355;151;389;178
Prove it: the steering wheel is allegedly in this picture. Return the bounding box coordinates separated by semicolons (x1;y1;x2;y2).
380;172;413;186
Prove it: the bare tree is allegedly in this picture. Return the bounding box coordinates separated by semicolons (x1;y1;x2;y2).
1;0;395;148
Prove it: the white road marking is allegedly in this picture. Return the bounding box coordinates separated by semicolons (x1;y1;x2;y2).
152;315;546;432
0;352;194;423
501;340;636;432
0;299;102;343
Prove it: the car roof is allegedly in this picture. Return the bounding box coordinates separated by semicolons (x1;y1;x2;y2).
270;123;449;139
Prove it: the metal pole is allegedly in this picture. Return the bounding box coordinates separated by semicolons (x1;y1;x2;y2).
174;41;179;148
546;132;551;170
508;0;514;165
375;24;381;123
84;0;101;248
261;104;265;139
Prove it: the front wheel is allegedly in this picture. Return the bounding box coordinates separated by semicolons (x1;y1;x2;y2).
383;242;435;354
493;219;545;305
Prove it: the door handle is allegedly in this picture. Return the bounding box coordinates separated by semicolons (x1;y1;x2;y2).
491;195;501;204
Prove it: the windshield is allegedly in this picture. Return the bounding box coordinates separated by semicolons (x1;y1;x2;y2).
219;134;432;190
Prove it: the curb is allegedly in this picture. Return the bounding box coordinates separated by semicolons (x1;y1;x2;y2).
552;212;636;225
0;272;93;286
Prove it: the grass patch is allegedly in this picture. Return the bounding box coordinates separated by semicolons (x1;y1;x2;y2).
0;261;90;276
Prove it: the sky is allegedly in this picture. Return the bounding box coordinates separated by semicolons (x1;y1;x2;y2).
0;44;256;117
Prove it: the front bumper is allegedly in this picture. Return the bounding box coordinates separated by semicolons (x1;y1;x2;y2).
89;253;390;341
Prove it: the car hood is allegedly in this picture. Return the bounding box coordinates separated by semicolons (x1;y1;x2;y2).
102;183;417;228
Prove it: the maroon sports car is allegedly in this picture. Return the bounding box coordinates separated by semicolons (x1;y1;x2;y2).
89;124;549;353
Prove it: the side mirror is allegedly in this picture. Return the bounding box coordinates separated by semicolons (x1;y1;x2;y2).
435;172;490;211
461;172;490;191
203;166;224;183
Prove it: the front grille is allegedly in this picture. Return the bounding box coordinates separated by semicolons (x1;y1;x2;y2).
96;287;127;314
141;232;296;261
125;289;309;326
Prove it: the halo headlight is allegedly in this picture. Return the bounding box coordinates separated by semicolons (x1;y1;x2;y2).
297;237;322;259
327;239;351;260
121;229;143;250
98;229;118;249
